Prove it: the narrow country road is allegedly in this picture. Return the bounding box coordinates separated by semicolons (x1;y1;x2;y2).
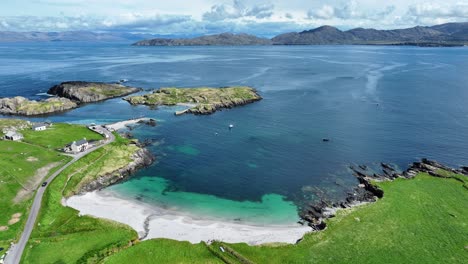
4;126;115;264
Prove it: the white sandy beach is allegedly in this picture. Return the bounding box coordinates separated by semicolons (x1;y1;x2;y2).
65;191;312;245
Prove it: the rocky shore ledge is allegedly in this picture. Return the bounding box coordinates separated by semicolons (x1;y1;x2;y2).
300;159;468;231
78;147;154;194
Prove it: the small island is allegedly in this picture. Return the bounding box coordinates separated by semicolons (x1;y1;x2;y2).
124;86;262;115
48;81;142;103
0;81;141;116
0;96;77;116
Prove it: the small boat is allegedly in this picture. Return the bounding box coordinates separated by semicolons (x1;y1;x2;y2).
229;124;234;129
322;138;330;142
119;79;129;83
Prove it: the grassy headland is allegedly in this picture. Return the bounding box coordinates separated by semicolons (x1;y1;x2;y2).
124;87;262;115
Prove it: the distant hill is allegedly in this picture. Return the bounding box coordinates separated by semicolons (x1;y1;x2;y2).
0;31;156;42
272;22;468;46
2;22;467;46
133;32;272;46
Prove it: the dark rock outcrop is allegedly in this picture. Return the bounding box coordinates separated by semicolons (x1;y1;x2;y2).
78;148;154;193
48;81;142;103
300;159;468;230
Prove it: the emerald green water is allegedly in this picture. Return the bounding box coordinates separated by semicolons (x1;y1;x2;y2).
108;176;301;225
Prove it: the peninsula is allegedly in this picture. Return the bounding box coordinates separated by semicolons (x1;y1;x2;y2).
0;81;141;116
124;86;262;115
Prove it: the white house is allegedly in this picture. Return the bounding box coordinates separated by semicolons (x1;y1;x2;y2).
65;138;89;153
32;123;48;131
4;131;23;141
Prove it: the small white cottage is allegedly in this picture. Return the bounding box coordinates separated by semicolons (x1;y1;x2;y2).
4;131;23;141
32;123;48;131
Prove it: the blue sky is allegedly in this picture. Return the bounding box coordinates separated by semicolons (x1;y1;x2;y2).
1;0;467;36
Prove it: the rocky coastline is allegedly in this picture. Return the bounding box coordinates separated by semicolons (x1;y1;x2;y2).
77;147;154;194
178;97;262;115
0;96;77;116
300;159;468;231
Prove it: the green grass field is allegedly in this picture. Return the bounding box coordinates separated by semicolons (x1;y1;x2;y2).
104;240;223;264
21;137;141;263
0;141;69;252
21;123;103;150
104;173;468;264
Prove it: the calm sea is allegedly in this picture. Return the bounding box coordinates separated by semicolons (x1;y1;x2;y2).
1;42;468;224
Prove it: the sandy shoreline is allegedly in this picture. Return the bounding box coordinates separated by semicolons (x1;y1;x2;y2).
65;191;312;245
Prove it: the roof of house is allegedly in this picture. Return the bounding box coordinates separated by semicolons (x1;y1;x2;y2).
5;131;23;137
32;123;47;129
75;139;88;146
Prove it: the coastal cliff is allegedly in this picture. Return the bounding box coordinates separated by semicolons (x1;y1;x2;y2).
77;147;154;194
124;87;262;115
0;96;77;116
48;81;142;103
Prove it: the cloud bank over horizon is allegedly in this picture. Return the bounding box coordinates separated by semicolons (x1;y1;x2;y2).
0;0;467;37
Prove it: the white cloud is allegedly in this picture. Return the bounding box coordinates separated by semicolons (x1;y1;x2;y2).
0;1;466;35
405;2;468;24
203;0;274;21
307;1;395;21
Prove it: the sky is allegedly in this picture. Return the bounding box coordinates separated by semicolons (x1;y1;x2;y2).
0;0;467;36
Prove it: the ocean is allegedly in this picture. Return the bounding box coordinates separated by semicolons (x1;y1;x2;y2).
1;42;468;225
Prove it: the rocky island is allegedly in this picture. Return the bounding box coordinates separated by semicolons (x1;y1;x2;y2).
124;86;262;115
0;81;141;116
48;81;142;103
0;96;77;116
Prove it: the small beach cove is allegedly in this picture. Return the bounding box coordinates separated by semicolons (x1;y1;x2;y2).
65;187;311;245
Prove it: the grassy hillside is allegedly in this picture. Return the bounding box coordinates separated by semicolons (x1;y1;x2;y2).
104;173;468;264
0;119;103;254
21;123;103;150
21;137;142;263
0;141;69;252
104;239;223;264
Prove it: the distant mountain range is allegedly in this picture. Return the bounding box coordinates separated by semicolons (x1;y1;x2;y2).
133;22;468;47
0;31;156;42
1;22;467;46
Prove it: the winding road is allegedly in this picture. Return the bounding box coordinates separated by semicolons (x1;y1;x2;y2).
4;126;115;264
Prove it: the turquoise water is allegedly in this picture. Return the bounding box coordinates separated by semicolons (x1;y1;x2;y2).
1;43;468;224
109;177;301;224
